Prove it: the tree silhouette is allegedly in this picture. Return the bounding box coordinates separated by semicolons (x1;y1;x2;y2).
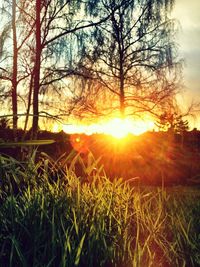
11;0;18;139
156;111;189;133
0;117;10;130
0;0;183;137
31;0;117;138
0;0;34;139
73;0;179;120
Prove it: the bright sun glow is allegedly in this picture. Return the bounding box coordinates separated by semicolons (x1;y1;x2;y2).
62;118;155;138
52;123;62;132
100;118;143;138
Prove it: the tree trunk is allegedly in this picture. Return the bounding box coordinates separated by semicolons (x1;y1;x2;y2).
119;49;125;117
32;0;41;139
23;72;34;140
119;73;125;117
117;12;125;118
12;0;18;140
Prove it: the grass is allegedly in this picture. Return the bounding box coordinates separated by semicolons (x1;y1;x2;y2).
0;151;200;267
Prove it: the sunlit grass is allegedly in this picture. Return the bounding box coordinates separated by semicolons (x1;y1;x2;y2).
0;152;199;267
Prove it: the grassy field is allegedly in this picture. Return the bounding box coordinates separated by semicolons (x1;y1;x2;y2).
0;152;200;267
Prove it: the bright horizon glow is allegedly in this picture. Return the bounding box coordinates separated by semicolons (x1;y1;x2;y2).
61;118;155;138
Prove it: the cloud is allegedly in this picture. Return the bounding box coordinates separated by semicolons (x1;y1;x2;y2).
174;0;200;28
173;0;200;93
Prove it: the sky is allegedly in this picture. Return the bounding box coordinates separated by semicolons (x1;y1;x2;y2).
173;0;200;127
1;0;200;131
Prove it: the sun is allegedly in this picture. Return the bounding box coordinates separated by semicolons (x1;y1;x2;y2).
100;118;154;138
62;117;155;138
101;118;132;138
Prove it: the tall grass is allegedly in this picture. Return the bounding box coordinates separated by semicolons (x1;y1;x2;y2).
0;152;200;267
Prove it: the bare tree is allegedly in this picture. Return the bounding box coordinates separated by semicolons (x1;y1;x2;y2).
0;0;34;139
72;0;180;120
30;0;120;138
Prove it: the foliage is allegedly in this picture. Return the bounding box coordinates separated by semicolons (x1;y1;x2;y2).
0;152;200;266
156;112;189;133
0;117;10;130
